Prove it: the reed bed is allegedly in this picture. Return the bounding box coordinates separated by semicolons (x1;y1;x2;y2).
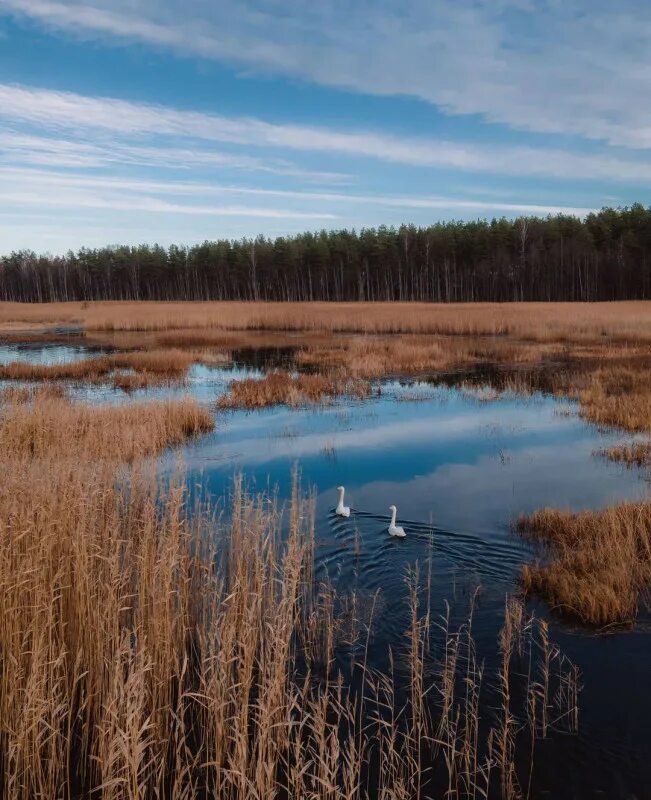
3;300;651;342
601;442;651;467
0;382;66;403
0;348;199;389
218;371;371;408
296;335;561;378
297;336;454;378
566;365;651;433
0;467;579;798
444;357;651;443
0;394;214;461
70;300;651;341
518;502;651;625
0;382;580;798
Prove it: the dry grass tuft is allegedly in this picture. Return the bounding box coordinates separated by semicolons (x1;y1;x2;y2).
0;355;113;382
0;348;198;389
519;502;651;625
566;365;651;434
297;336;454;377
0;394;214;461
0;383;66;403
602;442;651;467
218;371;371;408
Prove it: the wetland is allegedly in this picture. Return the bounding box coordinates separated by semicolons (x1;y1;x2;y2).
2;301;651;799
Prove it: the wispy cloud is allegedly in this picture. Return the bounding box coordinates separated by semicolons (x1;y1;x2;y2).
0;166;340;220
0;166;596;218
3;0;651;149
0;130;351;182
1;84;651;184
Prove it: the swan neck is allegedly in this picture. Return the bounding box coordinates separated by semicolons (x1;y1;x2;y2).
390;507;396;526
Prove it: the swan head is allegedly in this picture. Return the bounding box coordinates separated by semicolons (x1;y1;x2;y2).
389;505;396;512
337;485;345;492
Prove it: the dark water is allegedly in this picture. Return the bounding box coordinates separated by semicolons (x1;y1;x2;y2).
2;343;651;798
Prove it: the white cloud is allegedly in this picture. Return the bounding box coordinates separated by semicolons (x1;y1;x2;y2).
0;166;596;217
1;84;651;184
3;189;337;219
3;0;651;149
0;168;338;220
0;130;351;181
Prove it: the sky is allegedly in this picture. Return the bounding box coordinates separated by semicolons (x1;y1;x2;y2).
1;1;650;254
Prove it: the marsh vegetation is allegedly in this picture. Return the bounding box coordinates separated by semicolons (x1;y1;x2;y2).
1;299;650;797
0;385;579;798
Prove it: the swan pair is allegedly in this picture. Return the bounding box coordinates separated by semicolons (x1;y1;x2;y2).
336;486;406;538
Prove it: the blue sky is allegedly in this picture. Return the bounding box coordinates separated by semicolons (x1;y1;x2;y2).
1;0;650;253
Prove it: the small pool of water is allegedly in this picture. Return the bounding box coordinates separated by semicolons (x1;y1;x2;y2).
0;342;108;365
2;341;651;797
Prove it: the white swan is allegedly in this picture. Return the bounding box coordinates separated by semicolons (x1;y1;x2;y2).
336;486;350;518
388;505;406;538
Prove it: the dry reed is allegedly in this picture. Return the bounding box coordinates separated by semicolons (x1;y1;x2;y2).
601;442;651;467
565;365;651;433
3;300;651;342
519;502;651;625
0;394;214;461
218;371;371;408
0;382;66;403
0;383;580;797
0;349;199;390
5;300;651;630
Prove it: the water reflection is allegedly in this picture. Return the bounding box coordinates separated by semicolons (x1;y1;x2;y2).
0;343;105;365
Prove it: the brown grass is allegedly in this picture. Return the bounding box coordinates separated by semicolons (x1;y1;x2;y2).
0;383;66;403
296;334;564;378
3;300;651;630
438;349;651;441
0;348;198;388
218;371;371;408
0;394;214;461
602;442;651;467
565;365;651;433
3;299;651;341
297;336;453;377
519;502;651;625
0;462;578;796
4;304;651;424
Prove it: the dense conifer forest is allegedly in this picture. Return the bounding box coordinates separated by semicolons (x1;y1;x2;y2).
3;205;651;302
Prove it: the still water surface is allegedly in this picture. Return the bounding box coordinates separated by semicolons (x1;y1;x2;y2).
3;342;651;798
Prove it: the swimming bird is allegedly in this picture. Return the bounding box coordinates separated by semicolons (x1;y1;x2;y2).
336;486;350;518
388;505;406;538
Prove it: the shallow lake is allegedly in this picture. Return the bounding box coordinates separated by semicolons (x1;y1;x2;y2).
3;342;651;798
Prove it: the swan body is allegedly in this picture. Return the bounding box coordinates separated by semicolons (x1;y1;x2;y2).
388;505;406;538
336;486;350;518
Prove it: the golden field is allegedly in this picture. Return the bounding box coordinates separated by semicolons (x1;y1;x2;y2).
2;299;651;340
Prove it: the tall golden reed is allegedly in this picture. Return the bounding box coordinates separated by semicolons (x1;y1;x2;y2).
0;391;579;798
2;299;651;340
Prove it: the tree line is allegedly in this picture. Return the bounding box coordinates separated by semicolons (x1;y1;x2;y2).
3;205;651;303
